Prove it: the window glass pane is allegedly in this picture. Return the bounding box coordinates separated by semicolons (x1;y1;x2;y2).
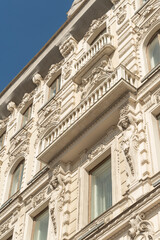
91;157;112;221
50;81;57;99
49;75;61;99
157;115;160;129
33;209;49;240
0;132;5;150
57;75;61;91
22;105;32;126
148;34;160;69
10;162;24;196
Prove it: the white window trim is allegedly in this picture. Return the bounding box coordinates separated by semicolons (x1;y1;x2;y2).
78;140;119;230
23;200;50;240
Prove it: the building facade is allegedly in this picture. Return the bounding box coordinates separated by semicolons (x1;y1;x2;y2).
0;0;160;239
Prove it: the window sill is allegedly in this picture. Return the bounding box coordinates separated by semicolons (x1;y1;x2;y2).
140;63;160;84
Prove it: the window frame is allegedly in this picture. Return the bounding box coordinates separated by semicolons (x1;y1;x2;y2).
88;155;112;222
146;30;160;71
21;103;33;127
31;208;49;240
0;131;6;150
9;160;24;197
48;74;61;100
78;141;118;228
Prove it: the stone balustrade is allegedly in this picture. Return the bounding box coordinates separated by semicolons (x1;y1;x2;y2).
37;65;139;157
74;33;114;73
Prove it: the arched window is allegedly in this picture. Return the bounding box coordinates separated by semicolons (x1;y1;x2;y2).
9;161;24;196
147;31;160;69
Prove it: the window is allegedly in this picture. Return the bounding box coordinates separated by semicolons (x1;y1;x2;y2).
32;209;49;240
89;156;112;221
22;104;32;127
147;31;160;70
0;131;5;150
49;75;61;99
157;114;160;133
10;161;24;196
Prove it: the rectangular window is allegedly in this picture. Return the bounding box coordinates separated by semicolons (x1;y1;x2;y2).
22;104;32;127
89;156;112;221
49;75;61;99
157;114;160;133
0;131;6;150
32;209;49;240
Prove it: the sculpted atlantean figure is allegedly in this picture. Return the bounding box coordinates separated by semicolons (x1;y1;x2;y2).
49;167;65;238
118;106;139;179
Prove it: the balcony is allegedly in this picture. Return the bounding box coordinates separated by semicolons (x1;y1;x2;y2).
73;33;115;84
37;65;139;164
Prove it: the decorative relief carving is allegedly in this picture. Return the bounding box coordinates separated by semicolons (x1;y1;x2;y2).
49;166;65;236
117;5;127;25
45;60;64;82
59;36;77;58
0;118;8;130
118;106;139;177
6;129;31;176
155;89;160;103
87;126;119;162
128;213;154;240
62;60;73;80
32;73;43;86
7;101;16;113
133;9;160;43
33;190;45;208
18;91;35;111
37;99;61;139
77;59;113;99
0;221;10;235
84;14;107;40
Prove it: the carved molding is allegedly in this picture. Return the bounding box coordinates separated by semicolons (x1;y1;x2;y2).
87;126;119;162
32;189;46;208
45;60;64;82
77;58;113;99
84;14;107;41
32;73;43;86
133;8;160;43
59;36;77;58
62;60;73;80
5;129;31;176
7;102;16;113
0;220;10;236
18;91;35;111
0;118;8;131
155;89;160;103
117;5;127;25
37;99;61;139
128;213;154;240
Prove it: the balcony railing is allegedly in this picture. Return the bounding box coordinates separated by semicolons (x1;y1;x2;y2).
73;33;115;83
37;65;139;161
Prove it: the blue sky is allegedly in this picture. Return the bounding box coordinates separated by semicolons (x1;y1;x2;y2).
0;0;73;93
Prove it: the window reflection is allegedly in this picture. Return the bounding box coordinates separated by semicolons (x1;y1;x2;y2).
147;31;160;69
